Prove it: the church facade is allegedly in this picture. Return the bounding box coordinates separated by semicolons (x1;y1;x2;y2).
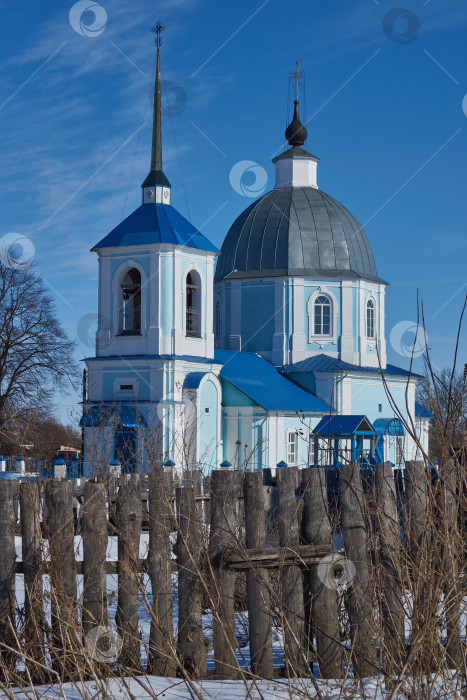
80;41;430;476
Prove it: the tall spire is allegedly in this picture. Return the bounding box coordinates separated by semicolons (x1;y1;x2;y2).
285;61;307;147
142;20;171;202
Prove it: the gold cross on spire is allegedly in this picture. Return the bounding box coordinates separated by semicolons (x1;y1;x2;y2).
152;20;166;52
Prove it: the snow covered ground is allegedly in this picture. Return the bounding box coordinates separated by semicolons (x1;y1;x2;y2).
9;534;467;698
5;673;467;699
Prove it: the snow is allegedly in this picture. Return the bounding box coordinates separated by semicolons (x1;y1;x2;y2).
5;673;466;699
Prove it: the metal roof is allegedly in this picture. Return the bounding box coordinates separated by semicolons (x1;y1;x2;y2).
92;204;218;253
373;417;405;436
214;349;332;413
281;354;424;379
313;415;375;436
215;187;385;283
415;401;433;418
79;405;147;428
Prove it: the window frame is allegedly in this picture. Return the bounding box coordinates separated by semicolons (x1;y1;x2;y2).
307;287;338;346
366;297;376;339
185;269;202;339
119;268;142;335
313;294;333;337
286;430;299;466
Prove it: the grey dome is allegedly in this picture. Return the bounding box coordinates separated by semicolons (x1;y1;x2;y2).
215;187;385;284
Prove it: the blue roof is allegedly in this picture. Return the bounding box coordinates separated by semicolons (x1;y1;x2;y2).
373;417;405;436
281;354;424;379
214;349;332;413
92;204;219;253
314;415;375;436
80;405;147;428
415;401;433;418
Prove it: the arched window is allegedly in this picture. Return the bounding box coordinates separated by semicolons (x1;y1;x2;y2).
214;297;221;342
314;295;332;336
366;298;375;338
186;270;201;338
120;268;141;334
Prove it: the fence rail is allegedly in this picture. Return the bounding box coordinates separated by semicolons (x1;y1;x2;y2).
0;462;464;682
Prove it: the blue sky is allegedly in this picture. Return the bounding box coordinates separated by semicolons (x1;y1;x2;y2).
0;0;466;425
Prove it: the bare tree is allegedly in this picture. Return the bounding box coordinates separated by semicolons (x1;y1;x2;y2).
0;263;79;443
417;366;467;461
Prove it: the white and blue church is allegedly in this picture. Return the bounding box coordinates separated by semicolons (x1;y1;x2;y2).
80;39;430;477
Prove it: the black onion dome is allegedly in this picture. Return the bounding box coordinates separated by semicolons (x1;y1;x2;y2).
214;187;385;284
285;100;307;146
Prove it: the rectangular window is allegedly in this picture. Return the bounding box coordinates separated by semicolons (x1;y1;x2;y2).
120;384;133;391
314;305;322;335
287;431;298;466
322;306;331;335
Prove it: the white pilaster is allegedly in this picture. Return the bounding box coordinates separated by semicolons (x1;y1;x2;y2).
272;279;286;365
291;278;306;363
340;281;355;363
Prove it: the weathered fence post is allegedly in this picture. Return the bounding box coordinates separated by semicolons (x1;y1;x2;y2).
147;470;175;676
20;481;45;678
45;479;77;675
374;462;404;674
116;474;142;671
439;459;463;669
176;484;207;678
404;460;437;672
339;463;376;678
243;470;273;678
82;482;108;638
276;466;308;676
0;480;18;672
208;469;242;679
301;468;342;678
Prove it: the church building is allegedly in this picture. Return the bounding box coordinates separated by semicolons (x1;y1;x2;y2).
80;31;430;476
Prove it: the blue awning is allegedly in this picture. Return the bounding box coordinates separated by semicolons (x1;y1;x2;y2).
80;405;146;428
373;417;405;436
313;415;376;437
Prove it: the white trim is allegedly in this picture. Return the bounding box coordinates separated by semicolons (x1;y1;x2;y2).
307;286;338;347
286;429;299;466
365;293;377;342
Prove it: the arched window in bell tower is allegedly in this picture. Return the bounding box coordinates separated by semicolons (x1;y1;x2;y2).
120;268;141;335
186;270;201;338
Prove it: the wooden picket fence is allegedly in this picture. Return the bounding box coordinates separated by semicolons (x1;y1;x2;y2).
0;461;464;682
